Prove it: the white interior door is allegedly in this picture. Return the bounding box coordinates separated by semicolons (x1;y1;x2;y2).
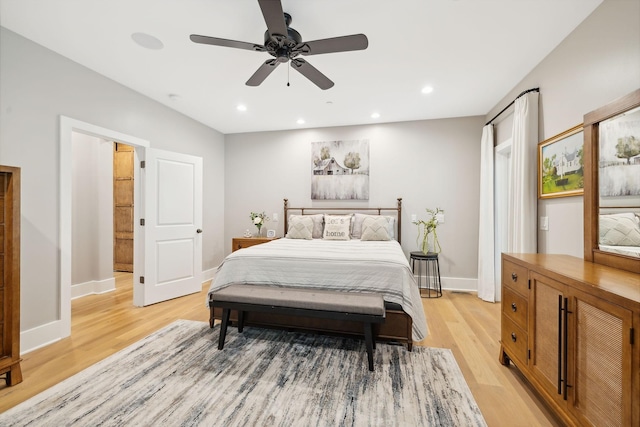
135;148;203;306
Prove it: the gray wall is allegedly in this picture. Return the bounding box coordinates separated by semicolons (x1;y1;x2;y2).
225;117;485;286
486;0;640;257
71;133;113;286
0;27;226;332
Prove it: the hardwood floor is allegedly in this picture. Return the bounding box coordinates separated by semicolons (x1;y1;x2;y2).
0;274;559;425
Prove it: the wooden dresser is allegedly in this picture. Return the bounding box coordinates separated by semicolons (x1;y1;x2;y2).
0;166;21;386
231;237;278;252
500;253;639;426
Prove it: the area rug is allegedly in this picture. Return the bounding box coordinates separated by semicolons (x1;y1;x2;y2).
0;320;486;426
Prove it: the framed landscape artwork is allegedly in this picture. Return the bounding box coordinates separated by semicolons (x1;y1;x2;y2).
311;139;370;200
598;104;640;207
538;124;584;199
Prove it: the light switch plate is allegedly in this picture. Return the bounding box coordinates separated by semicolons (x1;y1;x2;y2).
411;214;417;222
540;216;549;231
273;213;278;222
436;213;445;224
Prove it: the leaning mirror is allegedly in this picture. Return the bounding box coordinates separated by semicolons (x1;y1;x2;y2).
583;89;640;273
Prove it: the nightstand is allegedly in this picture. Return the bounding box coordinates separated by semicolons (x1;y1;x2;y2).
231;237;278;252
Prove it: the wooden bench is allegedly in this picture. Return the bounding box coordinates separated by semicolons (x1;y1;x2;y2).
209;284;386;371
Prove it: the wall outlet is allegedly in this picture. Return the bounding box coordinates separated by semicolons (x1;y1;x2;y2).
436;213;445;224
273;213;279;222
540;216;549;231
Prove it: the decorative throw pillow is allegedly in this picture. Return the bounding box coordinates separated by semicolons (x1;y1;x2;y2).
323;214;352;240
288;214;324;238
286;216;314;239
360;216;391;241
351;213;395;239
599;214;640;246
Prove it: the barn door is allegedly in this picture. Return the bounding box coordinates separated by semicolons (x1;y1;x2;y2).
134;148;203;306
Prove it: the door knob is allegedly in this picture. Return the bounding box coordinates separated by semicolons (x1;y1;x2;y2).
196;229;203;233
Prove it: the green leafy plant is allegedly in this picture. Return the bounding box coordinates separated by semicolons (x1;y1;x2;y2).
413;208;443;254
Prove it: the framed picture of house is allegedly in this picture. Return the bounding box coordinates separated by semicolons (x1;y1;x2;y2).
538;124;584;199
311;140;370;200
598;104;640;207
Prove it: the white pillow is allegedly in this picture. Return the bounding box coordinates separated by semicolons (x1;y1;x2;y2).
351;213;395;239
360;216;391;241
323;214;352;240
288;214;324;238
599;214;640;246
286;216;314;240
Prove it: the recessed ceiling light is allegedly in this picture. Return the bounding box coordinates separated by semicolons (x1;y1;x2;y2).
371;112;380;119
421;86;434;94
297;119;305;125
131;32;164;50
237;104;247;112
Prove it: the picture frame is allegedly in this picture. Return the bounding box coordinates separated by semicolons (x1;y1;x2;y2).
266;229;276;238
538;124;584;199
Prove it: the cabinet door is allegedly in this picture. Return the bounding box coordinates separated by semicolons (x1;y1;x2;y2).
529;272;566;406
568;289;633;427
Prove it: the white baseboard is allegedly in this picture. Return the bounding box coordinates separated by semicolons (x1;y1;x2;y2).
21;319;67;354
442;276;478;292
201;267;216;283
71;277;116;299
414;275;478;293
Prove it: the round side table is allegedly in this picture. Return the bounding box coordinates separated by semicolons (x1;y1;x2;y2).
410;251;442;298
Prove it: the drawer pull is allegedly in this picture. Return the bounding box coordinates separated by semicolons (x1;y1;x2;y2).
511;272;518;282
511;332;517;342
511;302;517;312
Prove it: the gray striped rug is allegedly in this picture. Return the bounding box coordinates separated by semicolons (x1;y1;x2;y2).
1;320;486;426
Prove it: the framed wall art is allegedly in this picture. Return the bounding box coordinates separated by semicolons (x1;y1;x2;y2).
311;139;369;200
538;124;584;199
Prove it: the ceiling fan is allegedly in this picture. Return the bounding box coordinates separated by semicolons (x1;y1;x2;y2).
190;0;368;90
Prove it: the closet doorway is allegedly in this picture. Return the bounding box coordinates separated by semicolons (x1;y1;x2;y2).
113;143;134;273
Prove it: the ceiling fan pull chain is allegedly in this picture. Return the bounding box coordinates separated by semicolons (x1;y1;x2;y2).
287;62;290;87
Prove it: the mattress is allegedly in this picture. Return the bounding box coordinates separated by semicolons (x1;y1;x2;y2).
208;238;428;340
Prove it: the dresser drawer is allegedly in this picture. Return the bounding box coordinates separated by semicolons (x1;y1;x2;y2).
502;287;528;330
502;259;529;297
501;315;528;366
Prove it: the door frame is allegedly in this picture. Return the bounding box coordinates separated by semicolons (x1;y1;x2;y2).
59;116;149;339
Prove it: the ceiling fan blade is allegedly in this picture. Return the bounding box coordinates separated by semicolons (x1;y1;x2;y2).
291;59;334;90
258;0;288;37
190;34;265;52
246;59;281;86
297;34;368;56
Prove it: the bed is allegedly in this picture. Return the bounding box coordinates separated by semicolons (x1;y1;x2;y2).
207;198;428;350
599;211;640;258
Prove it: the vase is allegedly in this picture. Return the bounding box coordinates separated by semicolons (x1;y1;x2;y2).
255;225;262;237
421;231;441;254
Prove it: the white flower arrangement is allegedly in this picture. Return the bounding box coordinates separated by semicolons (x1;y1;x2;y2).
249;211;270;235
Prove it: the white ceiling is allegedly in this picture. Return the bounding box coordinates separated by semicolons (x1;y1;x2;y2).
0;0;603;134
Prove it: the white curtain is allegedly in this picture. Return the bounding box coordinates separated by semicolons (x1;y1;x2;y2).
477;125;496;302
507;92;539;253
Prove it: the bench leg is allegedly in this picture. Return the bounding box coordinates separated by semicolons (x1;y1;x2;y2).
364;322;375;372
218;308;231;350
238;311;245;333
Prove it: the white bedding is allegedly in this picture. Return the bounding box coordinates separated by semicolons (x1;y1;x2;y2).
599;244;640;258
208;238;428;340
